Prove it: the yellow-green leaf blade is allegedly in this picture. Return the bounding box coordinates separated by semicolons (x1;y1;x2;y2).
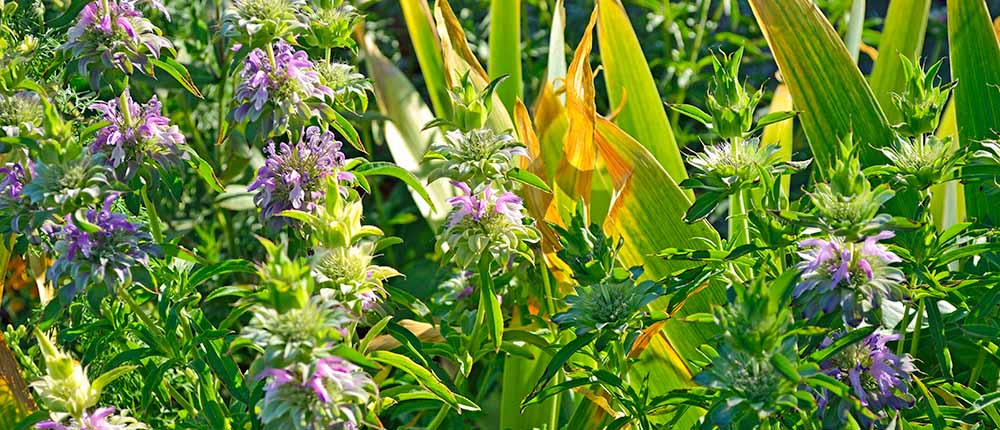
749;0;894;174
948;0;1000;227
596;0;689;194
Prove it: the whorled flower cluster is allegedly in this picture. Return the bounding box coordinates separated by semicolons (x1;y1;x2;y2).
36;407;147;430
91;90;187;180
61;0;173;86
232;41;334;134
439;181;539;268
21;155;113;215
0;162;38;232
794;231;904;326
258;356;377;430
688;137;779;187
313;243;400;312
242;289;353;365
248;126;351;227
817;331;916;422
31;329;147;430
314;62;372;113
0;91;45;137
428;128;526;186
222;0;305;44
47;194;156;298
553;268;663;336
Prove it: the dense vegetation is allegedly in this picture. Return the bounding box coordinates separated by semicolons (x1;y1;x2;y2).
2;0;1000;429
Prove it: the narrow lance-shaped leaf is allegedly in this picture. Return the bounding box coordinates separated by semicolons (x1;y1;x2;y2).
748;0;895;176
868;0;932;122
948;0;1000;227
596;0;689;195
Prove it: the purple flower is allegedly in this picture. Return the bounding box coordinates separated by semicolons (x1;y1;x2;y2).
47;194;156;298
817;331;916;423
258;356;376;429
91;89;187;180
445;181;524;227
248;126;350;227
0;162;30;199
62;0;172;87
232;41;334;134
36;407;140;430
794;232;905;326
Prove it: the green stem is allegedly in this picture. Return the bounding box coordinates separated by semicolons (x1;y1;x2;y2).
120;288;173;357
426;406;450;430
729;189;749;247
909;298;925;357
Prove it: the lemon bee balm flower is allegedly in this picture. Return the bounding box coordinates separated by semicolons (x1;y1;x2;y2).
61;0;173;87
439;181;539;268
794;232;904;326
257;356;377;430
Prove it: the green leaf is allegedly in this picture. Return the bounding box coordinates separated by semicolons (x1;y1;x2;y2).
523;331;597;407
948;0;1000;227
150;58;204;99
370;351;480;412
597;0;688;192
748;0;895;176
322;107;364;154
808;326;876;363
868;0;931;122
520;377;593;408
770;354;801;382
668;104;713;127
189;259;254;289
478;258;503;352
508;168;552;193
353;161;437;212
184;147;224;192
488;0;522;116
751;110;799;132
90;365;136;397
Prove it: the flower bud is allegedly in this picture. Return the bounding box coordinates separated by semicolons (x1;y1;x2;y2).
32;329;97;417
705;48;762;139
891;56;955;137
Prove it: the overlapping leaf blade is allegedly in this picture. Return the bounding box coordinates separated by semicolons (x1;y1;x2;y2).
748;0;895;175
948;0;1000;227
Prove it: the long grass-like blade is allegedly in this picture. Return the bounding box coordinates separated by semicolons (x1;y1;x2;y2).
489;0;522;116
596;0;688;191
868;0;931;123
948;0;1000;227
748;0;895;175
400;0;451;118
